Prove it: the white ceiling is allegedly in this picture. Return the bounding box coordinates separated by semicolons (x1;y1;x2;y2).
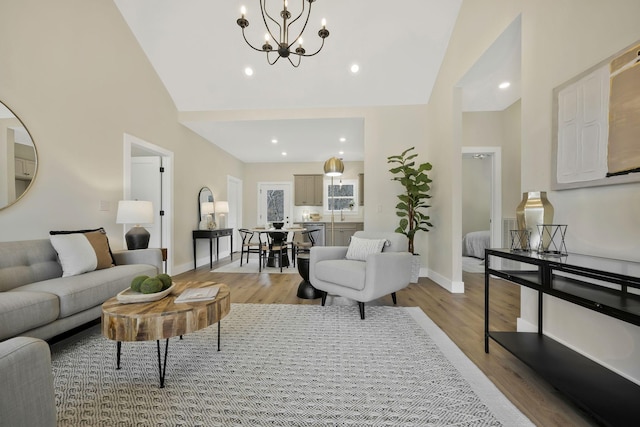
114;1;520;163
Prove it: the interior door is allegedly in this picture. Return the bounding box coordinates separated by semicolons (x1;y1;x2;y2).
258;182;292;227
131;156;162;249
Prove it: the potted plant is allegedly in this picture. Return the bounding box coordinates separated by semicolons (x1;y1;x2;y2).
387;147;433;281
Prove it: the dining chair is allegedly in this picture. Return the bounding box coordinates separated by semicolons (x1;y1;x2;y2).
239;229;267;271
291;228;319;267
266;231;289;272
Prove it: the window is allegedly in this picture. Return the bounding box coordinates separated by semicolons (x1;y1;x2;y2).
324;179;358;214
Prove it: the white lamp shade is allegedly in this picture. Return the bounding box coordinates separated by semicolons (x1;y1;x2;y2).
215;200;229;214
201;202;215;215
116;200;154;225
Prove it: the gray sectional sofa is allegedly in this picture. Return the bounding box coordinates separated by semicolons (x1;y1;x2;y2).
0;238;162;342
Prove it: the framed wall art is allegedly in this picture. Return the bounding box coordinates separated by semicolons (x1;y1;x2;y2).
552;39;640;190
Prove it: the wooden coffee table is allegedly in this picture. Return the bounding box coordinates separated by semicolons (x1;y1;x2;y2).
101;280;230;387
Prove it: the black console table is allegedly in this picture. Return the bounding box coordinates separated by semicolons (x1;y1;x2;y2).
192;228;233;270
485;248;640;427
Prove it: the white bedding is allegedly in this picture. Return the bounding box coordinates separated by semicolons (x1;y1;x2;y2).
462;230;490;259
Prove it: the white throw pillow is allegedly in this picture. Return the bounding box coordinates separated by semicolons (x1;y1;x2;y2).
345;236;387;261
50;234;98;277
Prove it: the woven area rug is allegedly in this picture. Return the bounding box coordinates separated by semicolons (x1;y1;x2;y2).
51;304;532;426
212;258;299;274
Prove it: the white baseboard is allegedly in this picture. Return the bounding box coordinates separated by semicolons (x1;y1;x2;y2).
427;268;465;293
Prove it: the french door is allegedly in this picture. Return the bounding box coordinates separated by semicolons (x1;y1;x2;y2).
257;182;292;227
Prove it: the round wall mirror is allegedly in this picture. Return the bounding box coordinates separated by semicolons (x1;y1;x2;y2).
0;100;37;211
198;187;214;227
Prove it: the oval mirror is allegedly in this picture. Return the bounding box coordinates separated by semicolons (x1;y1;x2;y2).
0;100;37;211
198;186;214;225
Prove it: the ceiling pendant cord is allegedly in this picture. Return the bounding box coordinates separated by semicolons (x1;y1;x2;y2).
237;0;329;67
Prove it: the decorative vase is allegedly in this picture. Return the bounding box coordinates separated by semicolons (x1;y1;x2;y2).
516;191;554;252
410;255;420;283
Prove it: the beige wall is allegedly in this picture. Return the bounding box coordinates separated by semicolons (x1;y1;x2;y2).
0;1;244;273
461;157;490;236
431;0;640;383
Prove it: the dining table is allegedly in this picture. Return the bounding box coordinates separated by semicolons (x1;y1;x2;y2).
250;227;306;268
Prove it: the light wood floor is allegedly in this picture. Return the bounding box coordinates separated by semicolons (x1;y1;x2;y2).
175;256;598;427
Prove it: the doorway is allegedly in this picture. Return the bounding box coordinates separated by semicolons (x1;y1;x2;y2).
123;133;174;274
257;182;292;227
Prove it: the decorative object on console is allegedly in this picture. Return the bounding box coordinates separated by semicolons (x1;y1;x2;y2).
214;201;229;229
536;224;568;255
515;191;553;252
323;156;344;245
201;202;215;230
509;229;531;252
198;187;214;230
116;200;154;250
236;1;330;67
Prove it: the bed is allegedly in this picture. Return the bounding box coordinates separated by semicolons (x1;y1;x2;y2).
462;230;491;259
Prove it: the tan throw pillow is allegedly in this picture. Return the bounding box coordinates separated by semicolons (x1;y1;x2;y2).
83;231;115;270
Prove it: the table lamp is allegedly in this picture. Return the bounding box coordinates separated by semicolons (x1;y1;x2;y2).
116;200;154;250
215;201;229;229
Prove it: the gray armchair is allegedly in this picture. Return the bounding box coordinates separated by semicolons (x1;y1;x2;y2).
309;231;413;319
0;337;56;427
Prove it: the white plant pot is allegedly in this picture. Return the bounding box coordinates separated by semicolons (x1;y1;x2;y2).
410;254;420;283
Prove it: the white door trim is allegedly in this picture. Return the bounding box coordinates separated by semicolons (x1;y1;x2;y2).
123;133;174;274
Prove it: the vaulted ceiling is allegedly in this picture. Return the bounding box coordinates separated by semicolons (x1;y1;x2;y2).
114;1;520;163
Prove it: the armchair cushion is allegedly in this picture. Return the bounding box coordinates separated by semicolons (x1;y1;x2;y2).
345;236;387;261
315;259;366;291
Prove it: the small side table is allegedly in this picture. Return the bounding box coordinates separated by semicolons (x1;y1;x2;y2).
296;254;321;299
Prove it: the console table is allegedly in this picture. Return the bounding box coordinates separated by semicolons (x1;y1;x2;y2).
192;228;233;270
485;248;640;427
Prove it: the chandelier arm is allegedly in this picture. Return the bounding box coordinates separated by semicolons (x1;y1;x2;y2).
297;37;325;57
287;55;302;68
287;0;307;28
261;0;283;43
288;0;312;47
266;51;281;65
241;29;270;53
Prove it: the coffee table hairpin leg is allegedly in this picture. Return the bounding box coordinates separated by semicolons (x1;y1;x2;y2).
114;322;222;388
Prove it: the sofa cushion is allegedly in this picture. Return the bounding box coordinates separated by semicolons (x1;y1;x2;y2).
0;240;63;292
11;264;157;318
315;259;366;291
345;236;387;261
0;291;60;341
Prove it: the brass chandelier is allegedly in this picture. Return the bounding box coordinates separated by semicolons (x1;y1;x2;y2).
236;1;330;67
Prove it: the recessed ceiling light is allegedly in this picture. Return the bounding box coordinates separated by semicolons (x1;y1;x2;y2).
350;64;360;74
339;151;344;155
339;137;346;142
271;139;278;144
499;81;510;89
281;152;287;156
244;67;254;77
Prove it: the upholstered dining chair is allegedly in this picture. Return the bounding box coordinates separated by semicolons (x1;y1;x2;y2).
239;229;267;272
309;231;413;319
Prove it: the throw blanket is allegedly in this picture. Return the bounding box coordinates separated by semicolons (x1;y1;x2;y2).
462;230;490;259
